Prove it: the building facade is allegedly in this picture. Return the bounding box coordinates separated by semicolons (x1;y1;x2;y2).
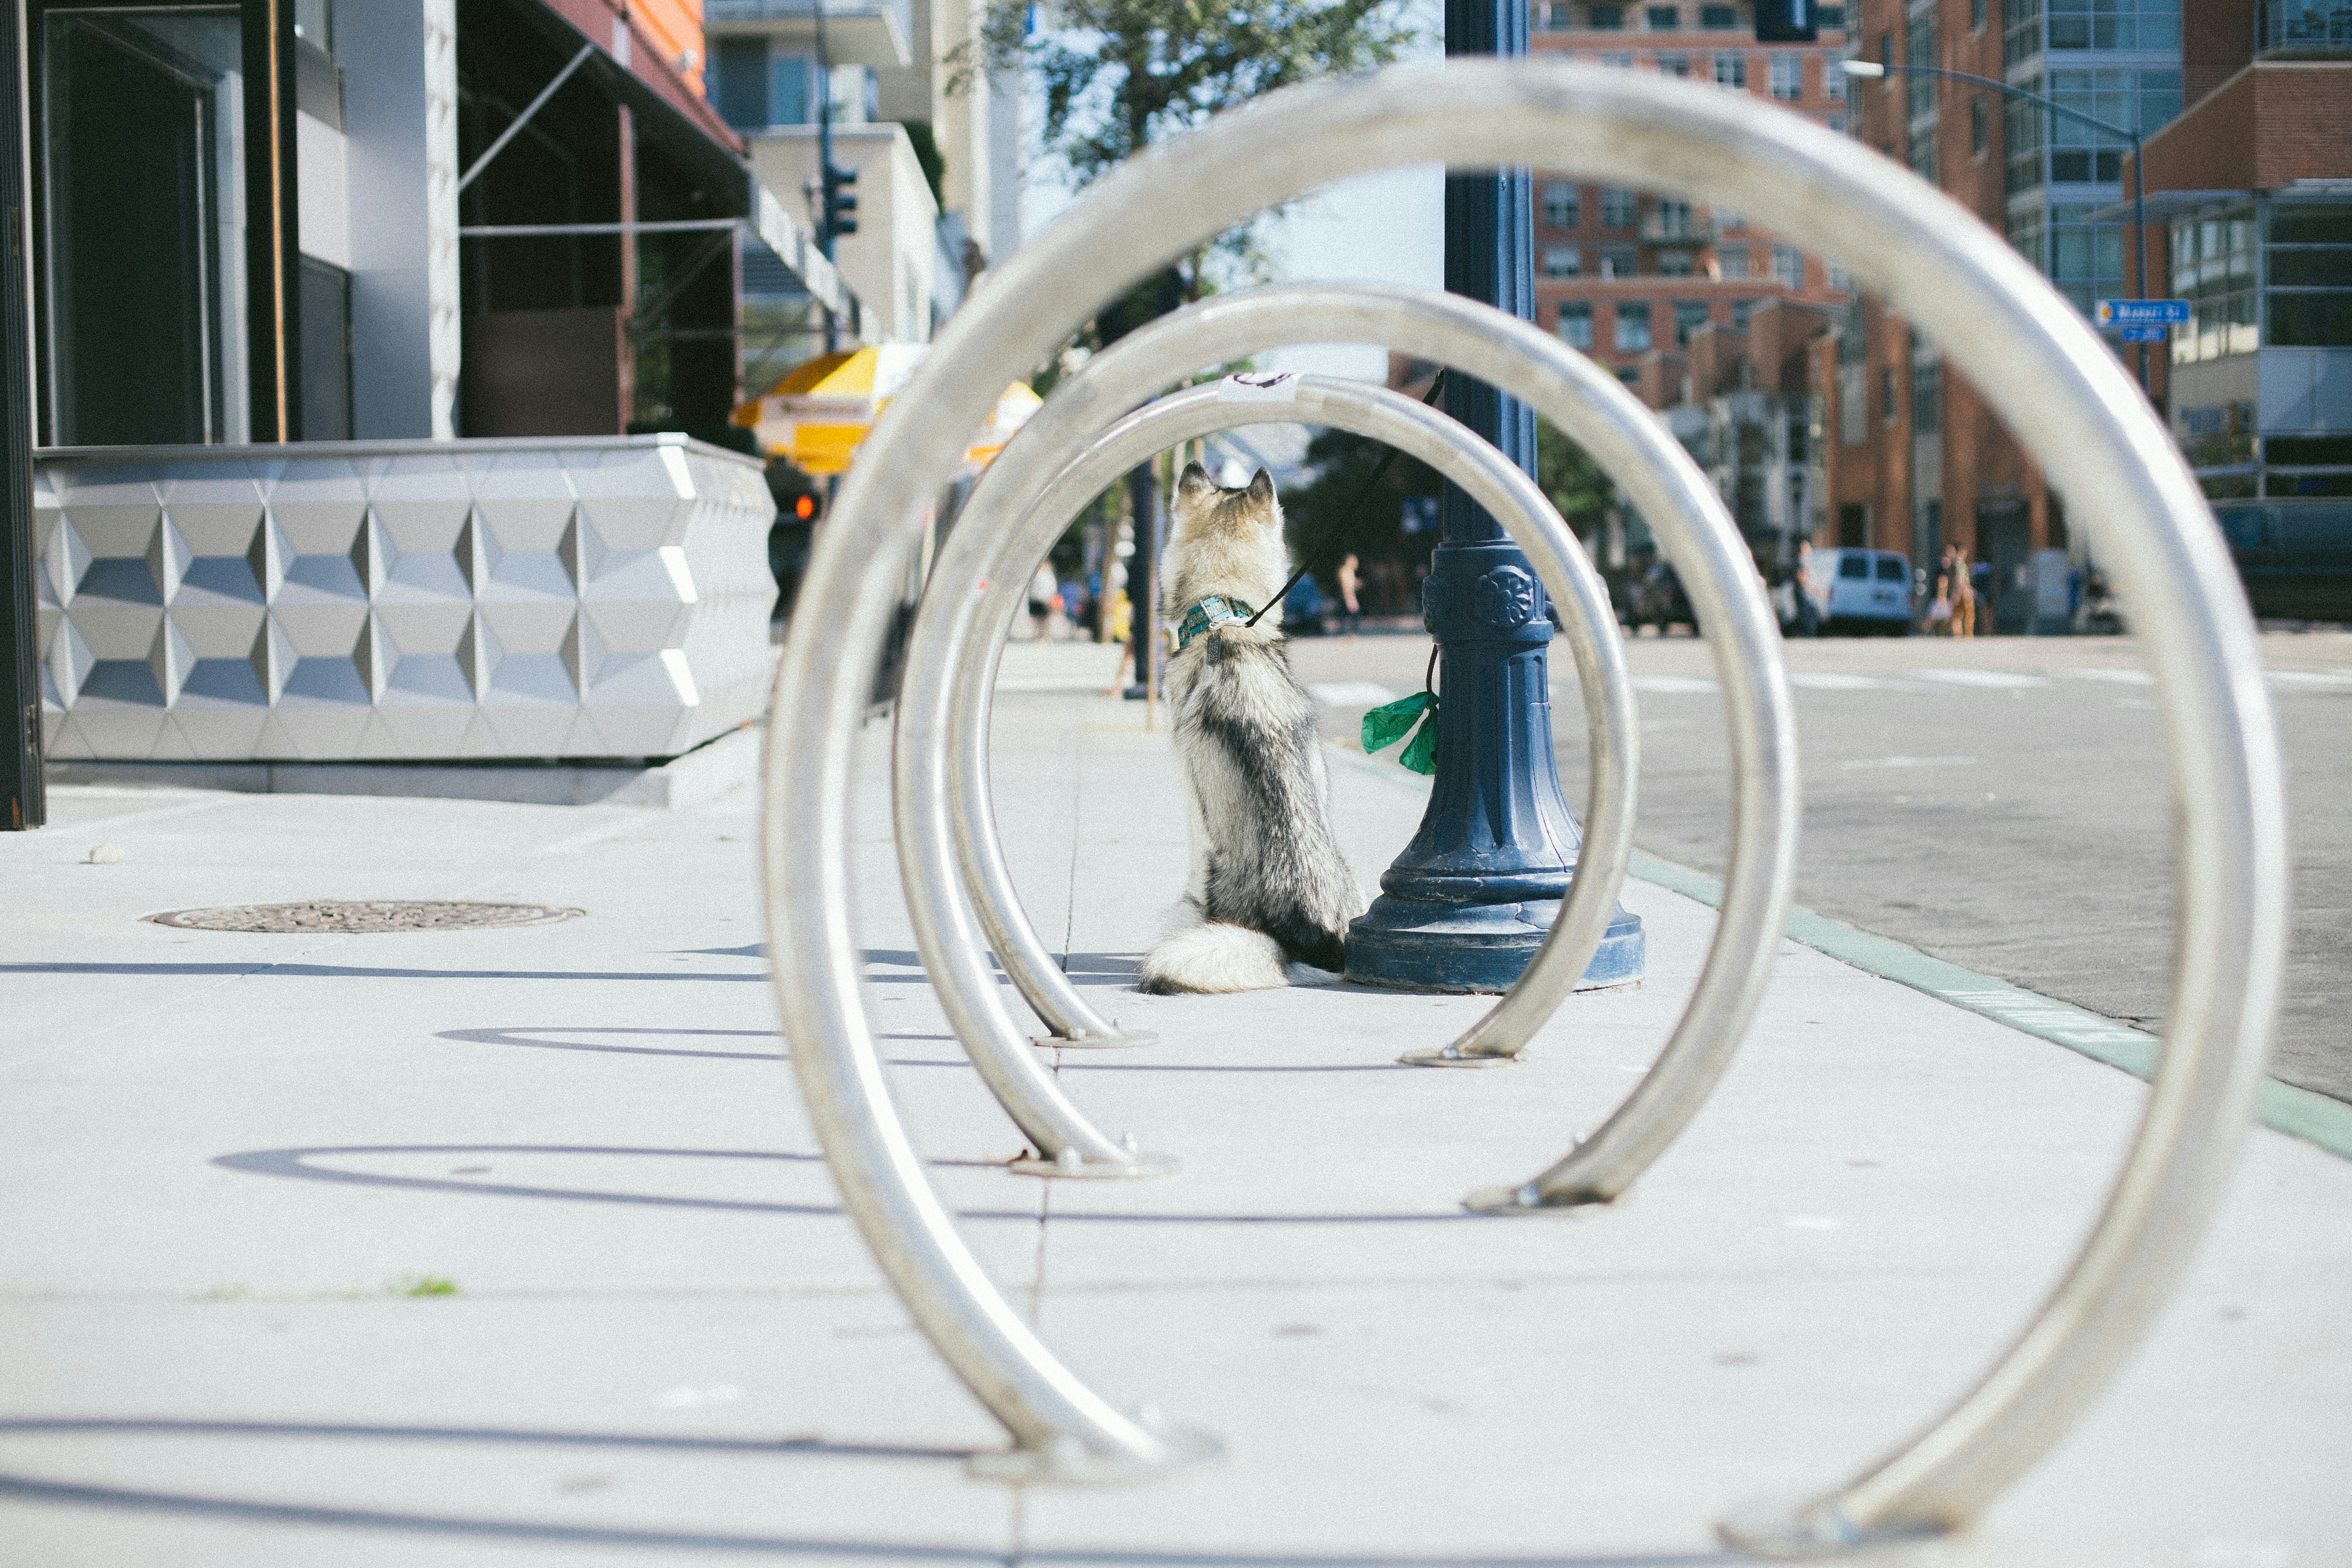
1825;0;2183;626
1528;0;1856;395
2139;0;2352;535
706;0;1016;380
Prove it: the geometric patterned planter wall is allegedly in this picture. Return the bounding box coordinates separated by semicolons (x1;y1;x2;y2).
32;435;776;762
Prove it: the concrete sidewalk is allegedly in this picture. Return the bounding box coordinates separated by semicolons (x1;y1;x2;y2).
2;639;2348;1567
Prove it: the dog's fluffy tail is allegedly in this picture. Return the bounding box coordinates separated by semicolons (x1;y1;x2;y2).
1139;921;1291;994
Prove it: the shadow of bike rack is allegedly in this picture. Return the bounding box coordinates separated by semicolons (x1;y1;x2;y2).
759;59;2286;1556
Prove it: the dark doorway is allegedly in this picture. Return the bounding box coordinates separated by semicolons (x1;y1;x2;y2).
1838;502;1867;548
40;9;242;446
1978;499;2033;634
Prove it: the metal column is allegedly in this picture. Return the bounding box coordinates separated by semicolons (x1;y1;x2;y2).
1;1;41;830
1343;0;1642;991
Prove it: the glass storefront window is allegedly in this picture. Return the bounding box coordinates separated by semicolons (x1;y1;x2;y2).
40;6;248;446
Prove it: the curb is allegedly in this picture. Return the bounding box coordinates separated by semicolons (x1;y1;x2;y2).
1325;742;2352;1164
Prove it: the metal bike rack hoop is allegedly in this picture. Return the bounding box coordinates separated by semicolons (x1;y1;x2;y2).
762;60;2284;1539
898;360;1639;1152
906;283;1794;1201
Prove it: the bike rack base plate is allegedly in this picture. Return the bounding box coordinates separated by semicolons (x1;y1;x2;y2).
1714;1496;1947;1560
1033;1030;1160;1051
1004;1150;1182;1180
964;1421;1226;1486
1460;1181;1614;1215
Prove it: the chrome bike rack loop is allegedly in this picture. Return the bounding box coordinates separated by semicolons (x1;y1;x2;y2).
761;60;2284;1535
905;282;1791;1200
897;364;1637;1179
900;361;1643;1173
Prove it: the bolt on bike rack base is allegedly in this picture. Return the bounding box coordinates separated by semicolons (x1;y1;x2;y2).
764;61;2283;1531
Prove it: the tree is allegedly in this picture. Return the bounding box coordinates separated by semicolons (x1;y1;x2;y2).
963;0;1414;306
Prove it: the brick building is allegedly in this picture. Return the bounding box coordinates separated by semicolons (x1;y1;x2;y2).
1527;1;1857;393
2136;0;2352;536
1821;0;2185;626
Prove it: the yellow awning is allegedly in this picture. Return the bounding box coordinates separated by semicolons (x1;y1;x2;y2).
733;345;1037;477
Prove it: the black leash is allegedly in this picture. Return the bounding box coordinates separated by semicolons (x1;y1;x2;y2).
1242;369;1448;629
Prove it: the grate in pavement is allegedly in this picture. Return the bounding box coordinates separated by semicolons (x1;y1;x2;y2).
148;901;583;934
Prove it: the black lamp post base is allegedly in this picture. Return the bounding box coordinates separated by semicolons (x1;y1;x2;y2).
1343;894;1644;995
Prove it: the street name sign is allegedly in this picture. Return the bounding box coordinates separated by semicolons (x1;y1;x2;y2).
2096;299;2191;327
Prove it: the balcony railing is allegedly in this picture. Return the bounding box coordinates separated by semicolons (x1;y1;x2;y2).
1641;214;1717;243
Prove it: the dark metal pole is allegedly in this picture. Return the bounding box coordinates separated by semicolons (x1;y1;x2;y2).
1;1;41;829
1344;0;1643;991
2133;125;2148;393
1123;462;1158;701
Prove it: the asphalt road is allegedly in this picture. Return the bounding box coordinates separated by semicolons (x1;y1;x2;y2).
1288;627;2352;1105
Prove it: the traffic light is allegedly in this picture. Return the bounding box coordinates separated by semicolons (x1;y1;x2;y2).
822;162;859;242
1755;0;1816;41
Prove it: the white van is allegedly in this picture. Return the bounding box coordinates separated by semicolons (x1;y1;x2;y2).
1804;548;1914;635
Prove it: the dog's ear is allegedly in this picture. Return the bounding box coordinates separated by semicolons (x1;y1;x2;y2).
1175;462;1216;501
1246;467;1275;505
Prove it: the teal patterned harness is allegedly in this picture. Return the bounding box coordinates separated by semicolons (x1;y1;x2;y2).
1174;593;1258;652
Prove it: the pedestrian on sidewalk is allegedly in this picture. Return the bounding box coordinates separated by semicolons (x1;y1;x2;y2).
1950;544;1977;638
1337;552;1363;637
1792;538;1822;637
1028;563;1059;642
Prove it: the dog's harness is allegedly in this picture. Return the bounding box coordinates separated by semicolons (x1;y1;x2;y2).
1174;593;1257;652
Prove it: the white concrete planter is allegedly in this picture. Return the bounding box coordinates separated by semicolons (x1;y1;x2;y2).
32;436;776;762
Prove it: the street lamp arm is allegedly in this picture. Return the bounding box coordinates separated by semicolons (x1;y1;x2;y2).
1842;58;2139;145
1836;59;2153;389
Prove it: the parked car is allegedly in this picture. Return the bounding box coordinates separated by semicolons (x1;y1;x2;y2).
1804;547;1914;635
1283;572;1330;635
1627;562;1695;634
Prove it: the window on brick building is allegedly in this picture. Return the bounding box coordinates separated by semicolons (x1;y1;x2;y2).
1971;99;1988;157
1714;52;1747;86
1732;297;1755;329
1600;246;1639;277
1590;5;1626;27
1826;54;1845;99
1773;244;1805;289
1658;251;1695;276
1601;186;1637;227
1557;302;1595;351
1675;299;1712;344
1912;361;1944;434
1543;181;1581;228
1971;0;1986;29
1700;4;1737;26
1543;245;1584;277
1541;2;1573;29
1647;4;1679;26
1718;248;1750;278
1769;54;1802;98
1656;51;1691;74
1615;303;1654;351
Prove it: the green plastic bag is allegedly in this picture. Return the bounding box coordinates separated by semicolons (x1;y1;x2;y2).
1361;691;1439;775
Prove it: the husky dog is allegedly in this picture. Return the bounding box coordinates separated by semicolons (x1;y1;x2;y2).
1139;464;1362;995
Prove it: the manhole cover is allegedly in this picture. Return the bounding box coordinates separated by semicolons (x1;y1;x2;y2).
148;901;583;934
